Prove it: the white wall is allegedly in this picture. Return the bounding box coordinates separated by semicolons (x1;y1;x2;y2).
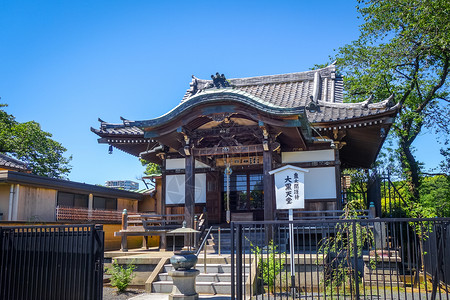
304;167;336;199
165;174;206;204
282;150;335;163
166;158;210;170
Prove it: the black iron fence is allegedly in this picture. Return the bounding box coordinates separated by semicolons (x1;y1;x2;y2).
231;218;450;300
342;172;408;218
0;224;104;300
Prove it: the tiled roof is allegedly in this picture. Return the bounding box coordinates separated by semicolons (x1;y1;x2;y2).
0;154;30;172
183;65;342;106
90;124;144;136
135;188;156;195
307;95;397;123
180;65;397;123
92;65;398;137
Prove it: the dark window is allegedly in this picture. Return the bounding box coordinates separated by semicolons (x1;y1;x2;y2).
57;192;88;208
93;196;117;210
224;173;264;211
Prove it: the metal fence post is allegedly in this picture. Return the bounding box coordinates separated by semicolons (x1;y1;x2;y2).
94;225;104;300
231;222;235;300
352;220;360;300
236;224;243;300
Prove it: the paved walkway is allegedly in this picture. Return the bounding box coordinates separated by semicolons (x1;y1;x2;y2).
130;294;231;300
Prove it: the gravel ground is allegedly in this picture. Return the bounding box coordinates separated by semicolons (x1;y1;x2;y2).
103;287;146;300
102;288;231;300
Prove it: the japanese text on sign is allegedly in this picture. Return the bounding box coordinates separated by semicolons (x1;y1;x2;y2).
270;165;307;210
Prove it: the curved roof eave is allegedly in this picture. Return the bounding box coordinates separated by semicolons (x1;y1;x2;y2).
129;88;306;129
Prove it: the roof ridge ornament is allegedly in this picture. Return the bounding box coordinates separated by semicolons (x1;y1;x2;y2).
385;94;395;108
188;75;199;95
206;72;231;89
306;95;321;113
362;95;374;110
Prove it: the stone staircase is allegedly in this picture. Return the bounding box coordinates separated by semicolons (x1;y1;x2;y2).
150;228;245;295
363;250;404;287
208;228;233;254
107;227;250;295
151;259;249;295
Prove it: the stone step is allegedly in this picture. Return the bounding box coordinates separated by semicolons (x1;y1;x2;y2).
162;264;249;274
158;272;237;282
363;280;405;287
152;280;232;294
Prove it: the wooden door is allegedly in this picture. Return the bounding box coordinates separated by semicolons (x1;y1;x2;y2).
206;172;221;224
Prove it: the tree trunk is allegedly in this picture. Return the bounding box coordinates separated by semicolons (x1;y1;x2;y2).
399;137;421;202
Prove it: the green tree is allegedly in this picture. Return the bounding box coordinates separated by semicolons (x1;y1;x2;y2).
0;104;72;178
334;0;450;202
440;148;450;175
418;175;450;217
140;159;161;176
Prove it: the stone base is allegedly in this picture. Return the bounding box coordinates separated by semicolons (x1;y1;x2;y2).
169;294;198;300
169;269;200;300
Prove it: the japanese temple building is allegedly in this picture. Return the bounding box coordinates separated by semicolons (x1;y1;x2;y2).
92;64;398;227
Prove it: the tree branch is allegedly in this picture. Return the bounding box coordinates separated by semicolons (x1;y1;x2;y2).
394;66;412;80
421;172;448;176
382;75;392;94
398;56;421;107
415;54;450;113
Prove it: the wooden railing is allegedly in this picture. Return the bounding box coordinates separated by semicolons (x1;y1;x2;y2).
56;206;126;222
117;211;208;251
123;213;185;231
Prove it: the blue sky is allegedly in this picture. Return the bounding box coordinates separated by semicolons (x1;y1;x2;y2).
0;0;442;188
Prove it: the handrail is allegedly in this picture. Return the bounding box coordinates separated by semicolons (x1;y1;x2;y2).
194;210;208;247
196;226;213;256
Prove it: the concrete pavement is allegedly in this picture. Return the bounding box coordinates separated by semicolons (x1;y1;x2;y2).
129;294;231;300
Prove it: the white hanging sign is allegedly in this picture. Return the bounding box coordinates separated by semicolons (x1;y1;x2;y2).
269;165;308;210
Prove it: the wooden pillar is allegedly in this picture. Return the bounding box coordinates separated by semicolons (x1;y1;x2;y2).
334;149;342;210
160;154;167;250
263;145;274;244
263;147;273;221
161;155;166;215
185;152;195;229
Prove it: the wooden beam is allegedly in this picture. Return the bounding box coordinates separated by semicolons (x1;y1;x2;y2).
192;142;280;157
193;144;263;156
295;127;308;150
192;125;261;139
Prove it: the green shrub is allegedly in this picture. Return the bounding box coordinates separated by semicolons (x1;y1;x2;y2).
106;259;136;292
251;240;285;291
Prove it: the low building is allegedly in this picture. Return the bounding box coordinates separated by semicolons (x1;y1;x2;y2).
0;170;144;222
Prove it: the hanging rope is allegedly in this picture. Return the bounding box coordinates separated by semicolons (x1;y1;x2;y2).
225;154;232;223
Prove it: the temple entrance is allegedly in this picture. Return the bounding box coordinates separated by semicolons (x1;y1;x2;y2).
223;171;264;222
